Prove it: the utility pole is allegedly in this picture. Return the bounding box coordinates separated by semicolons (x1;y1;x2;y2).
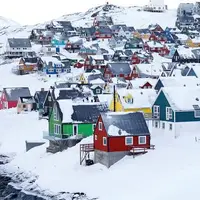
113;84;116;112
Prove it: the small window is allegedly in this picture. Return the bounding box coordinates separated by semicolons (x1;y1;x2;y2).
155;121;158;128
98;122;102;130
103;137;107;146
139;136;146;144
162;122;165;129
125;137;133;146
166;107;173;120
194;109;200;118
96;89;101;94
95;135;97;140
48;96;51;101
169;124;173;130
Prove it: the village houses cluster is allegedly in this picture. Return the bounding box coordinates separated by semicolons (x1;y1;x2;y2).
1;2;200;168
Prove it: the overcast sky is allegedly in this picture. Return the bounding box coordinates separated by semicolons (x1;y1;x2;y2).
0;0;196;25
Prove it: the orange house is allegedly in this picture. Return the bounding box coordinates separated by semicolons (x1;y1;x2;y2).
18;57;39;74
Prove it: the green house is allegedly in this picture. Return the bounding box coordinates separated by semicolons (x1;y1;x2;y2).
91;85;103;96
152;87;200;136
48;99;109;139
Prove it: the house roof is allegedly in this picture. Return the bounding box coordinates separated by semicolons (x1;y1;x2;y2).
34;90;49;104
136;63;163;76
107;63;131;75
101;112;150;136
53;88;86;100
19;96;35;103
57;99;109;123
117;88;157;109
4;87;31;101
97;26;112;34
8;38;32;48
158;76;200;87
129;78;157;89
160;87;200;111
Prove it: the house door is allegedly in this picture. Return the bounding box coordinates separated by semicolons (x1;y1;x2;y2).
27;104;32;112
73;125;78;135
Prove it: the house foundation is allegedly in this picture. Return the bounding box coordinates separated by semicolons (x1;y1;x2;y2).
46;138;82;153
94;150;129;168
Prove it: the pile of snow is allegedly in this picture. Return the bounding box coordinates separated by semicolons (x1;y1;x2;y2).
108;125;129;136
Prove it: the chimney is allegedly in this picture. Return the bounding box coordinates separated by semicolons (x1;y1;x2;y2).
41;88;45;91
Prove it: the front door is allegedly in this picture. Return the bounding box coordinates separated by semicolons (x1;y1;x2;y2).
73;124;78;136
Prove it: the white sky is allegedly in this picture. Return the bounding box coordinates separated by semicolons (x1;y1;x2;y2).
0;0;196;25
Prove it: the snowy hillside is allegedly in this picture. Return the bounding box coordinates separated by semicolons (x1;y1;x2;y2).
0;16;20;28
0;5;177;44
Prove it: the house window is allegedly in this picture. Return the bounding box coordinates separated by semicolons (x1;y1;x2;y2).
138;136;146;144
169;124;173;130
95;135;97;140
166;107;173;120
54;105;59;121
125;137;133;146
48;96;51;101
103;137;107;146
99;122;102;130
153;105;160;118
96;89;101;94
155;121;158;128
162;122;165;129
54;124;61;135
194;109;200;118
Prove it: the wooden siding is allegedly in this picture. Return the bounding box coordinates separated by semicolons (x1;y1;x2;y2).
153;90;174;122
175;111;200;122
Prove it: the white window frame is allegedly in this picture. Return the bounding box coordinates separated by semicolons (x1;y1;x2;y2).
138;136;146;145
96;89;101;94
125;137;133;146
54;105;59;121
153;105;160;118
54;124;61;135
166;107;173;120
99;122;102;130
194;109;200;118
103;137;107;146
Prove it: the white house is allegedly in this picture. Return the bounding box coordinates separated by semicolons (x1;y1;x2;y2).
144;0;166;12
5;38;33;58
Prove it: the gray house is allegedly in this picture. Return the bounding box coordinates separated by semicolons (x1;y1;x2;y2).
177;3;194;17
5;38;33;59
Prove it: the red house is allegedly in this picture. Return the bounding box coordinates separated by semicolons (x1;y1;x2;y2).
149;32;167;43
0;87;31;110
126;78;157;89
131;52;152;64
94;112;151;168
144;41;169;56
84;55;106;70
149;24;164;33
104;63;137;81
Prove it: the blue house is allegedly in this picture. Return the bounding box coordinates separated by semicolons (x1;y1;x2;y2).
152;86;200;137
41;56;66;75
51;39;65;46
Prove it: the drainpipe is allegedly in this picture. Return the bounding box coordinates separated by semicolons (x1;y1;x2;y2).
174;110;177;139
113;84;116;112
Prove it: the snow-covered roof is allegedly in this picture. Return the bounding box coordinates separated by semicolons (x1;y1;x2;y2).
159;76;200;87
90;55;104;60
57;99;73;123
41;56;62;65
161;87;200;111
90;78;105;84
136;63;163;76
175;34;188;41
98;94;113;106
177;47;196;59
117;88;157;109
146;41;163;48
129;78;157;89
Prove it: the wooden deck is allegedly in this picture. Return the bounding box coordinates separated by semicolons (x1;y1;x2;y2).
130;144;155;157
80;143;94;165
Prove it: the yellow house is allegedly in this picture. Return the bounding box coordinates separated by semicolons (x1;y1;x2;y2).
186;38;200;48
109;88;157;118
79;69;104;84
133;30;150;40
